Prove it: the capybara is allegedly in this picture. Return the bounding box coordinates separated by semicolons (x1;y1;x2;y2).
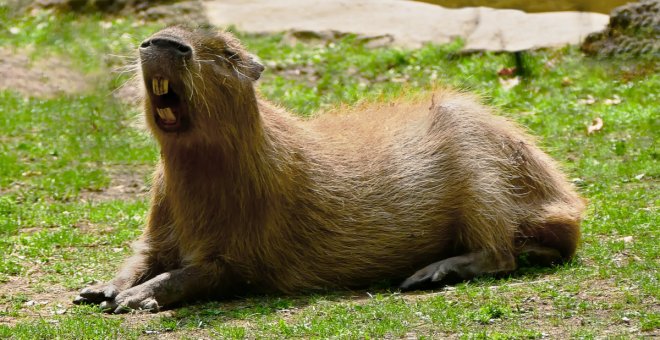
74;26;585;313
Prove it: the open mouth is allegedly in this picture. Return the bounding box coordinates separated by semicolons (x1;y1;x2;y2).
149;75;186;133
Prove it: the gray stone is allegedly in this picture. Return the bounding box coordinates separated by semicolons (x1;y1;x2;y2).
582;0;660;57
33;0;177;13
138;1;208;26
462;9;610;51
203;0;609;51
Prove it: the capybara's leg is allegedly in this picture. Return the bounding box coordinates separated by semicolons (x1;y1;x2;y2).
517;242;563;267
523;201;583;261
73;250;161;305
400;251;517;290
74;189;173;306
100;266;213;313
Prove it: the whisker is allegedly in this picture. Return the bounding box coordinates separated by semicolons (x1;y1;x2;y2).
110;74;140;98
194;61;212;118
108;54;137;59
183;59;197;102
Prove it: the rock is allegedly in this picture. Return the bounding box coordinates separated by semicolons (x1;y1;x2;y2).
582;0;660;57
32;0;209;25
204;0;476;49
203;0;609;51
283;30;394;48
415;0;629;14
462;9;610;51
33;0;178;13
138;1;208;26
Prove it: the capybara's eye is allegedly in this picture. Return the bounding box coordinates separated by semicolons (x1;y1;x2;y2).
222;49;241;62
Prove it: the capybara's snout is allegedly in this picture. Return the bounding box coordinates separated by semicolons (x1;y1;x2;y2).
140;36;193;59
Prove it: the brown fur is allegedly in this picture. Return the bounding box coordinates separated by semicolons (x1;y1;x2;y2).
74;26;585;312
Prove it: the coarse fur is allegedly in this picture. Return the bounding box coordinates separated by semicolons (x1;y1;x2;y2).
74;26;585;313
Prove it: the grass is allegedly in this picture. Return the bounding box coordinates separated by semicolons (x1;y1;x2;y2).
0;6;658;339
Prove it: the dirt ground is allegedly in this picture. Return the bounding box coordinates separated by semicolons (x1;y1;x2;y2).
0;47;92;98
79;166;151;203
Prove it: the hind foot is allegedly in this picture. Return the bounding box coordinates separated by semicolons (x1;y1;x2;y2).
517;242;563;266
400;251;516;291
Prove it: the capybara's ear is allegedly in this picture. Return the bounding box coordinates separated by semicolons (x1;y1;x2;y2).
246;54;265;81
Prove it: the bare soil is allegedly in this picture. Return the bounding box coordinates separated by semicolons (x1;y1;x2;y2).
0;47;92;98
0;277;71;326
79;166;151;203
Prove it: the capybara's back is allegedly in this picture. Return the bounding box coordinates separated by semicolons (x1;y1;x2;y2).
75;27;585;313
279;91;585;291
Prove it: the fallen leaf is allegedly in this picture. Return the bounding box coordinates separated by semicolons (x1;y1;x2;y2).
578;95;596;105
604;95;622;105
499;77;520;90
497;67;516;77
571;178;586;187
618;236;634;244
21;171;43;177
587;117;604;134
544;59;556;68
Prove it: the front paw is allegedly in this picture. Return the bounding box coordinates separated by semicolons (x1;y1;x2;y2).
104;287;160;314
73;283;120;305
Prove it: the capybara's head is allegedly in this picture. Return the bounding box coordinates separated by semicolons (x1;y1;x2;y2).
139;26;264;143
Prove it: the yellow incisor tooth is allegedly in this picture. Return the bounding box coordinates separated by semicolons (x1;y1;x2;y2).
160;78;168;95
152;78;160;95
156;107;176;122
152;78;169;95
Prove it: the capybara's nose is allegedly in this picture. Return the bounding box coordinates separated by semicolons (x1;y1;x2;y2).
140;37;192;57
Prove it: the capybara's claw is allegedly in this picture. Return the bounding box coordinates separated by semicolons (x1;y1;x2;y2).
399;267;437;291
99;300;119;313
72;295;90;305
139;298;160;313
400;276;425;291
104;294;159;314
78;284;119;303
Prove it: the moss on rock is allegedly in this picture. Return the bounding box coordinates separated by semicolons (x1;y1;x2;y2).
582;0;660;57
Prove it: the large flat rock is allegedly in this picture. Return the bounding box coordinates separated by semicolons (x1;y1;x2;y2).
203;0;609;51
